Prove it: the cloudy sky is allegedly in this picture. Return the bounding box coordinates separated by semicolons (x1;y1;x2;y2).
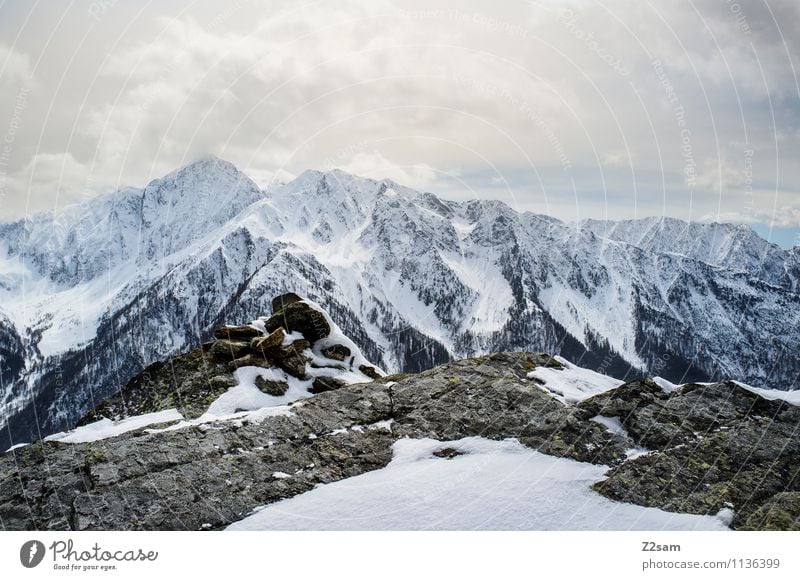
0;0;798;246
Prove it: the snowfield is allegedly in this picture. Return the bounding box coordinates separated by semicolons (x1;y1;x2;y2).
227;437;731;531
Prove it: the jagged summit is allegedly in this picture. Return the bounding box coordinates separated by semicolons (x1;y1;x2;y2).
157;154;241;178
581;215;789;284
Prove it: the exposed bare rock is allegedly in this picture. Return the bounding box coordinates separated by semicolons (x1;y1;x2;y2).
213;325;262;341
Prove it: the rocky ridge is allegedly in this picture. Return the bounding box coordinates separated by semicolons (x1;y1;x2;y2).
0;295;797;531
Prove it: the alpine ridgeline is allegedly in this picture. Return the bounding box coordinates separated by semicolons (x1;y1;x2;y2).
0;157;798;450
1;294;798;531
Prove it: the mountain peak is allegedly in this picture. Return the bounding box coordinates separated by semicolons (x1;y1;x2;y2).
286;168;420;197
154;155;249;186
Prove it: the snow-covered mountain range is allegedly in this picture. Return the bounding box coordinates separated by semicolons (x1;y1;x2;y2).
1;156;798;449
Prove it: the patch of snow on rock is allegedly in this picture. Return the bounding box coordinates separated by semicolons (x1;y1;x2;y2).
45;409;184;444
226;437;730;531
528;356;623;403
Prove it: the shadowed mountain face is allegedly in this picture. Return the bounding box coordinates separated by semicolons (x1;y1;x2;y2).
1;157;798;449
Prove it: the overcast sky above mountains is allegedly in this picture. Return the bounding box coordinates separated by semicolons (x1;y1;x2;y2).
0;0;798;246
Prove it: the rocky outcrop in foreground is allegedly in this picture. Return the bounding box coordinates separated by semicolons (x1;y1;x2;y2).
79;293;381;424
1;296;798;531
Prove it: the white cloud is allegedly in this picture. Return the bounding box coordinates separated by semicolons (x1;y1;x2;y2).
708;206;800;228
695;155;749;192
0;43;33;87
2;152;103;217
332;150;441;191
244;167;296;190
0;0;798;229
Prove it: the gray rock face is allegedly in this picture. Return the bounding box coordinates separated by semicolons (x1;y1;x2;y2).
271;292;304;313
359;365;382;380
1;351;797;531
0;312;24;389
585;381;800;528
251;328;286;353
255;376;289;396
213;325;262;341
78;347;233;424
321;344;351;361
209;339;251;362
742;492;800;531
266;301;331;343
311;376;347;393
